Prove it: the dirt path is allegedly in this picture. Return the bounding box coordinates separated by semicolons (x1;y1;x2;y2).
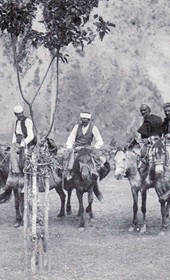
0;171;169;280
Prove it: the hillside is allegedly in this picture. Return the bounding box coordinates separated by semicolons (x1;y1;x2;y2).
0;0;170;146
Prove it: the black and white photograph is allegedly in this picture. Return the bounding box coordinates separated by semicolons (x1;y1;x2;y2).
0;1;170;279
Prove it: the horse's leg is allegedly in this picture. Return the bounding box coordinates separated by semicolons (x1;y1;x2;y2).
13;189;22;228
86;188;94;219
166;201;170;218
140;188;147;233
160;202;168;230
66;188;72;215
20;192;24;226
76;190;84;227
55;187;66;218
129;187;139;232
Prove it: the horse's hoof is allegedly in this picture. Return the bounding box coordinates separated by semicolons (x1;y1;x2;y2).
67;210;72;215
79;227;85;232
86;207;90;213
140;225;146;233
14;222;21;228
57;213;65;218
128;226;135;232
159;231;165;236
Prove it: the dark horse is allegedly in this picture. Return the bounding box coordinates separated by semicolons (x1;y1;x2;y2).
0;143;110;228
0;142;73;227
114;141;170;233
71;147;110;227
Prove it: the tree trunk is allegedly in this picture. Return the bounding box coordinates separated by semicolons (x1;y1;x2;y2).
31;153;38;275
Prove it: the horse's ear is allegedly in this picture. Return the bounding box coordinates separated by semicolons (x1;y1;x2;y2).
123;145;128;152
47;138;58;154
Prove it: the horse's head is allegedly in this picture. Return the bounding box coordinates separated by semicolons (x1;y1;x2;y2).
114;148;127;180
0;147;9;187
114;148;137;180
74;148;93;180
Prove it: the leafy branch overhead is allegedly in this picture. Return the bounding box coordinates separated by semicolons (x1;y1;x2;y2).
0;0;115;136
0;0;115;59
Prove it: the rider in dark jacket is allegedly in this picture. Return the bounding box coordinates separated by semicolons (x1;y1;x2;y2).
137;104;163;139
162;102;170;137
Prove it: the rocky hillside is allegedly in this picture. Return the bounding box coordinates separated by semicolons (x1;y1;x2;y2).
0;0;170;147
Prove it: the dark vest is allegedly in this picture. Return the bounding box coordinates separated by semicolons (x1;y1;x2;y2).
75;123;94;147
15;116;27;138
15;116;37;146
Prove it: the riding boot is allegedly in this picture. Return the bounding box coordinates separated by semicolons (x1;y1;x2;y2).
91;167;99;180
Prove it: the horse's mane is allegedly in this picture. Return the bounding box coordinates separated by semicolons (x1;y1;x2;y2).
74;148;92;171
76;148;91;158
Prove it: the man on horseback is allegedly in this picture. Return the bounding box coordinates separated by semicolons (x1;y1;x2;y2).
63;111;105;200
3;105;36;192
129;104;163;173
64;111;104;179
163;102;170;137
137;103;163;139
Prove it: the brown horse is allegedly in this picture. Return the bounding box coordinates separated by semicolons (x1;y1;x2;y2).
114;141;170;233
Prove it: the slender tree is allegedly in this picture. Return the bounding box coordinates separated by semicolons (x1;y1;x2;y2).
0;0;114;136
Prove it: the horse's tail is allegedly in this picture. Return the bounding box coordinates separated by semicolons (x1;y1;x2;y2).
99;161;111;181
93;184;103;201
0;188;13;203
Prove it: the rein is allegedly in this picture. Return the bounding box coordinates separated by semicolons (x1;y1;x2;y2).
79;162;91;173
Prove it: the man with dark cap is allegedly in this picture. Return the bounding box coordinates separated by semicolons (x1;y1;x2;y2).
162;102;170;137
137;104;163;139
129;104;163;174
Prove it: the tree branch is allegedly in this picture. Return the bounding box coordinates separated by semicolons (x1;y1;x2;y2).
31;52;57;105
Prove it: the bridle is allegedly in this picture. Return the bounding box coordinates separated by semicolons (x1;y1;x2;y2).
79;162;91;174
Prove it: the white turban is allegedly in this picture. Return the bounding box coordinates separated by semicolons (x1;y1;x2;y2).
14;105;23;114
80;112;91;119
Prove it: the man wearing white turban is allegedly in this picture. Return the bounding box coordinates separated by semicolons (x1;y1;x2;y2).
12;105;35;147
66;112;103;150
63;111;105;199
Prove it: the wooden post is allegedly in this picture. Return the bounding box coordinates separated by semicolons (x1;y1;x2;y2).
24;169;29;274
44;166;50;269
31;153;38;275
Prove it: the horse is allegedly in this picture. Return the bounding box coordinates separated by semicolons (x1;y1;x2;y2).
114;140;170;233
71;147;110;227
0;145;9;188
0;142;73;227
0;141;110;228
